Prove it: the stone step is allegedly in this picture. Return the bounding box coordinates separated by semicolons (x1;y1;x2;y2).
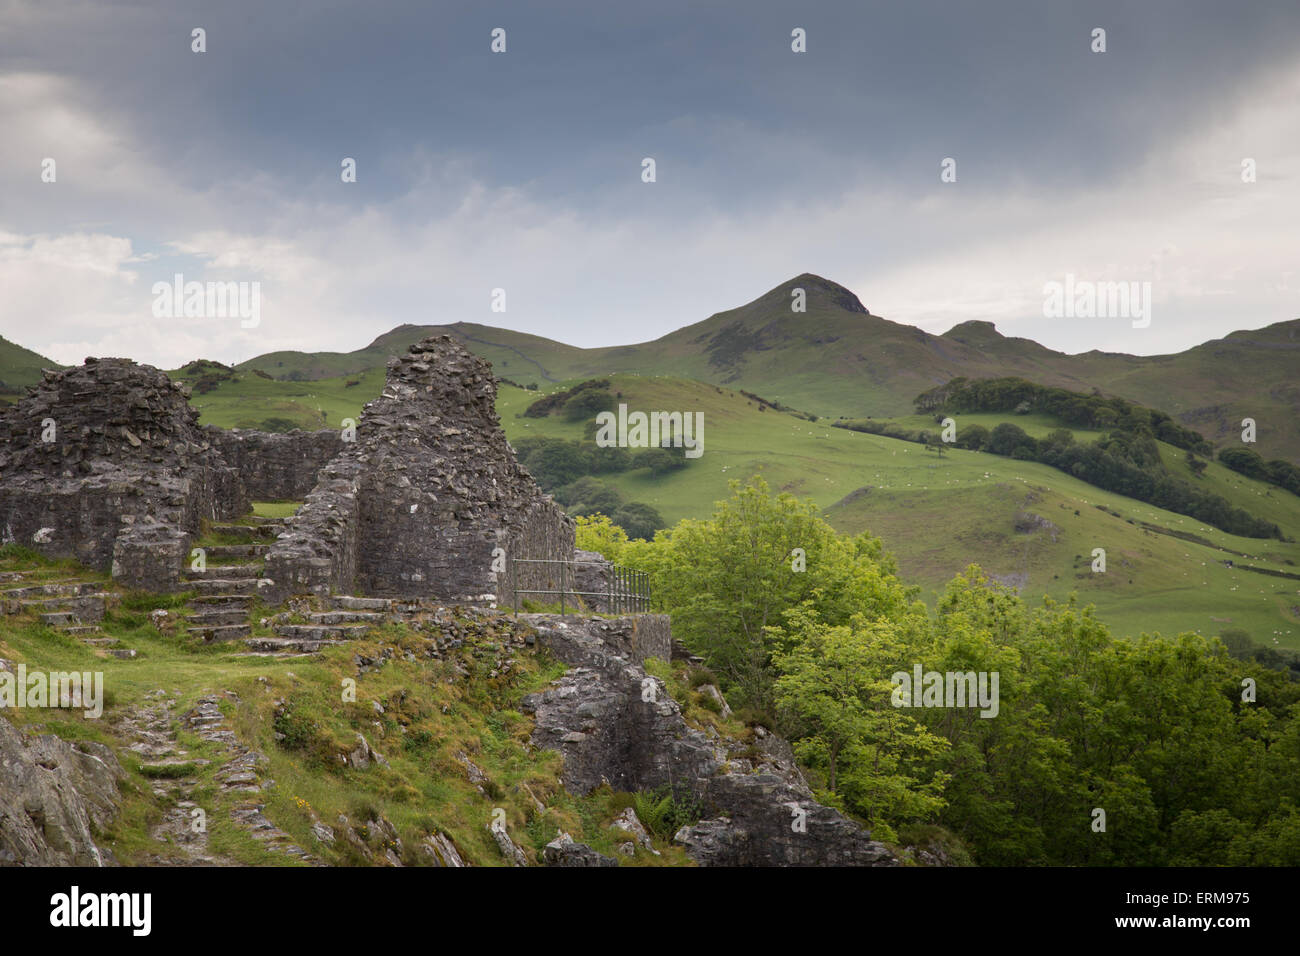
64;626;103;637
209;524;280;541
274;624;372;641
184;563;263;580
108;648;137;659
188;607;248;627
81;637;120;646
189;578;261;597
231;651;316;659
188;624;252;643
19;594;108;622
39;611;76;626
204;544;270;561
307;611;386;625
244;636;348;654
2;581;102;600
243;514;292;526
331;596;393;612
188;594;252;607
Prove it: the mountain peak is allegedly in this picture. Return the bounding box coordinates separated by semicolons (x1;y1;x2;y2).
942;320;1004;344
772;274;869;315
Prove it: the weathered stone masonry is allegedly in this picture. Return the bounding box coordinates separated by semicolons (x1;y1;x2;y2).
203;426;342;501
0;358;248;590
263;336;574;604
0;340;574;603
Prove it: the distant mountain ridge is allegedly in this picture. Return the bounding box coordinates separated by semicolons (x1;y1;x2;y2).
229;274;1300;460
4;275;1297;459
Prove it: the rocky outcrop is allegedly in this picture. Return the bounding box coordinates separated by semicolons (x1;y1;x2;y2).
518;615;898;867
264;336;573;604
523;613;672;667
0;357;249;589
0;714;125;866
543;832;618;867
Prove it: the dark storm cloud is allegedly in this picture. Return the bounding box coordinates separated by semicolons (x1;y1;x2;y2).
7;0;1298;216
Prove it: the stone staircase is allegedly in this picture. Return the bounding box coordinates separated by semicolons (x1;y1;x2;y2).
244;596;393;656
184;517;393;655
182;518;401;656
2;518;397;661
0;576;136;657
183;518;282;643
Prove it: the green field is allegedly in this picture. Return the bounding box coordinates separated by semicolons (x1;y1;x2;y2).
180;364;388;431
511;378;1300;649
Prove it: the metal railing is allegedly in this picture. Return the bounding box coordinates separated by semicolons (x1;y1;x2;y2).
508;556;651;615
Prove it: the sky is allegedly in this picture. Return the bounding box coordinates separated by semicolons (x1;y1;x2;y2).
2;0;1299;368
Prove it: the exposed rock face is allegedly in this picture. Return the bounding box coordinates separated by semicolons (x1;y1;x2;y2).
204;426;343;501
519;615;897;867
0;358;248;588
0;714;125;866
543;832;618;867
264;336;573;604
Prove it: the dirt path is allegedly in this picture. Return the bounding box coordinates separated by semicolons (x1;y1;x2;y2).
115;689;318;865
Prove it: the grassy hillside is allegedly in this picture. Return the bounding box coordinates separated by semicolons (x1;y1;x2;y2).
178;365;388;430
236;323;592;385
0;335;61;402
502;377;1300;652
0;540;694;867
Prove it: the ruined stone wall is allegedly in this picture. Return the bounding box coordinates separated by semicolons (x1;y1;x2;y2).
261;459;362;601
203;426;342;501
263;336;575;604
0;358;248;588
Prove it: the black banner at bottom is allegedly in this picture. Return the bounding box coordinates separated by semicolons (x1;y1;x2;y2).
0;865;1279;943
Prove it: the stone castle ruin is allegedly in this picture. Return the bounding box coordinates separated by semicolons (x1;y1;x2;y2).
261;336;573;604
0;359;247;590
0;337;573;606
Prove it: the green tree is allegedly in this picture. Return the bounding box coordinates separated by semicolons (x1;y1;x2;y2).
650;477;921;715
563;387;615;421
771;607;949;838
611;502;664;540
635;446;688;475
